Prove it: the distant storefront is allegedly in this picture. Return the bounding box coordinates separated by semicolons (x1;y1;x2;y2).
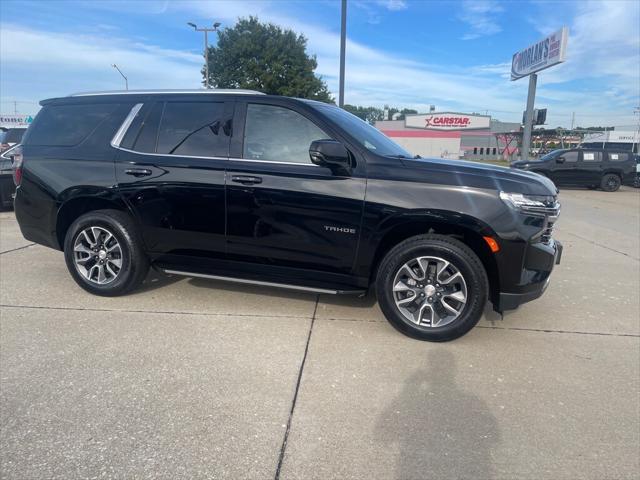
375;112;521;160
0;114;34;129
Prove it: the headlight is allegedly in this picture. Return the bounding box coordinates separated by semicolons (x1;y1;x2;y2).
499;191;558;216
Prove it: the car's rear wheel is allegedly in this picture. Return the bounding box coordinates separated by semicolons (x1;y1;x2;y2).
63;209;149;296
600;173;621;192
376;234;488;341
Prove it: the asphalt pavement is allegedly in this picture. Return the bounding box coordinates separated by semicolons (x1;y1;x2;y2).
1;187;639;479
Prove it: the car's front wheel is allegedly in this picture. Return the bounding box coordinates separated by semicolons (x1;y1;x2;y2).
63;209;149;296
376;234;488;341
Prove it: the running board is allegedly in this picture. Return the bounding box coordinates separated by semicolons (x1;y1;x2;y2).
162;269;365;295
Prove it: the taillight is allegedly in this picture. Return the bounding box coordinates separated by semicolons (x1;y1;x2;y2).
12;145;23;186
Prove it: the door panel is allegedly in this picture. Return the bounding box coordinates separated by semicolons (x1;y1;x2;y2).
226;102;366;275
574;150;602;185
550;150;579;185
226;161;365;274
115;100;232;259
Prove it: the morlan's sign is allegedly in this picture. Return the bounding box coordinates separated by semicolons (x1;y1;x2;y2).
511;27;568;80
405;112;491;131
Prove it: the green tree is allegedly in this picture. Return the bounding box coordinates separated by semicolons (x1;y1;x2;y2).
204;17;333;102
343;104;385;124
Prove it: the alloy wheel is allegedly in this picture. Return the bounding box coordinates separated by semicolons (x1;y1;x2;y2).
392;256;468;328
73;226;123;285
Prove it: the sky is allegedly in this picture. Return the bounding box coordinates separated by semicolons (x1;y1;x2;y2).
1;0;639;128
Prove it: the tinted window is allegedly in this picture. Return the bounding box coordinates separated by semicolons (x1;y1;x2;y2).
607;152;628;162
311;103;412;158
27;104;117;146
563;151;579;162
243;104;330;164
5;128;26;143
130;103;163;153
582;151;601;162
157;102;228;157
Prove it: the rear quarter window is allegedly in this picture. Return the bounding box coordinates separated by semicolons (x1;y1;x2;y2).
26;103;118;146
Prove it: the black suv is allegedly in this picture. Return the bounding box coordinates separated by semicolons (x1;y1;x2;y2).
511;148;636;192
14;90;562;341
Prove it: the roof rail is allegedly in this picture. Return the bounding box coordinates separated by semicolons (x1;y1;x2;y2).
69;89;265;97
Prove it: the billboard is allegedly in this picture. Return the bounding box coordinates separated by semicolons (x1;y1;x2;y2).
405;113;491;131
511;27;568;80
0;114;34;128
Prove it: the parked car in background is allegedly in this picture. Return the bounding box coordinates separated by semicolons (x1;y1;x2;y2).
1;127;27;153
0;144;19;209
511;148;636;192
14;89;562;341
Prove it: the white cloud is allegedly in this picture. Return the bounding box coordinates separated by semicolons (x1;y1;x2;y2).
376;0;408;11
0;24;202;108
458;0;504;40
1;0;637;128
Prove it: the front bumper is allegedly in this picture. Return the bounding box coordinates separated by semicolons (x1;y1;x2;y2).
495;239;562;312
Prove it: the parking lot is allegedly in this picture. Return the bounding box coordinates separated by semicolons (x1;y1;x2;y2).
1;187;638;479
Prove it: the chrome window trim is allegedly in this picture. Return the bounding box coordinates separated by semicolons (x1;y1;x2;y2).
110;103;143;148
113;145;321;168
114;146;228;162
228;157;321;167
71;89;264;97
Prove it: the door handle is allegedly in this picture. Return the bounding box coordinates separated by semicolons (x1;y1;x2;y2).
231;175;262;185
125;168;152;177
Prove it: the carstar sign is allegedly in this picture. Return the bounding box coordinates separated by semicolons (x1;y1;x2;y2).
405;113;491;131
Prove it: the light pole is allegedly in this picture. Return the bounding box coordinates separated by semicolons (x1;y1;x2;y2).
338;0;347;108
111;64;128;90
188;21;221;89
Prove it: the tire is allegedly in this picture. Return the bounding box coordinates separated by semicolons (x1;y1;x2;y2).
375;234;488;342
63;209;149;296
600;173;621;192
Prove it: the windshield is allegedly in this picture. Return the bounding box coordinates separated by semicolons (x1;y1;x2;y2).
311;104;413;158
538;149;567;162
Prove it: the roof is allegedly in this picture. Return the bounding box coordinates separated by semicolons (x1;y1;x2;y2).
69;89;265;97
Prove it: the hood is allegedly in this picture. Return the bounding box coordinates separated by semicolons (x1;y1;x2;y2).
398;157;557;196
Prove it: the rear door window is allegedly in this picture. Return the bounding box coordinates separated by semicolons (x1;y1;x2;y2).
27;103;118;146
128;103;164;153
607;152;628;162
156;102;228;157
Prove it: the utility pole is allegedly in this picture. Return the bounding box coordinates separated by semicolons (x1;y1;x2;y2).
634;106;640;154
188;22;221;89
338;0;347;108
111;64;128;90
521;73;537;161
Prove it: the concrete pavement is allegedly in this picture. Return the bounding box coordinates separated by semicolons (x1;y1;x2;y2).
1;187;638;479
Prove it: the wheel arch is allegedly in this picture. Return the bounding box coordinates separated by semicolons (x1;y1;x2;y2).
368;215;500;304
55;194;133;250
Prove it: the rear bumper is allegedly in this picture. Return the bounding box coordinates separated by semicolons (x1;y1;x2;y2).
495;239;562;312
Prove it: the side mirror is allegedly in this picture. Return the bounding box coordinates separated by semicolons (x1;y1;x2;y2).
556;156;565;164
309;139;352;175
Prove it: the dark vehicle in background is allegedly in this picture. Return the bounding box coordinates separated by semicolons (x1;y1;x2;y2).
511;148;636;192
14;90;562;341
1;127;27;153
0;144;19;209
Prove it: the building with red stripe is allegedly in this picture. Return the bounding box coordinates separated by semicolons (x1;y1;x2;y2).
375;112;521;161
